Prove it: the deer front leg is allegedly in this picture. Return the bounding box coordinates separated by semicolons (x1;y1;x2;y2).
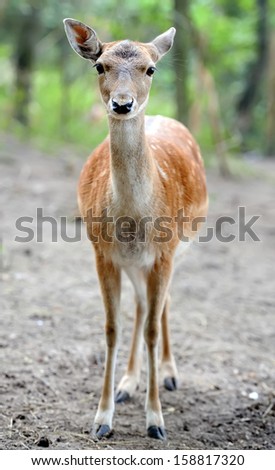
92;253;121;439
144;259;173;440
160;295;179;391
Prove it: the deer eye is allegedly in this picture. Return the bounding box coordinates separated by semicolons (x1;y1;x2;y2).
95;63;104;75
146;66;156;77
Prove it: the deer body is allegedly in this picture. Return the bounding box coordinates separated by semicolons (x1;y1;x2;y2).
64;19;208;440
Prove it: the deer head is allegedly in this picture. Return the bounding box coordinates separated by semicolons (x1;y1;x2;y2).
63;19;176;120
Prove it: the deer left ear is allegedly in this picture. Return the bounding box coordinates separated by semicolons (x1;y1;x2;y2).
151;27;176;60
63;18;103;62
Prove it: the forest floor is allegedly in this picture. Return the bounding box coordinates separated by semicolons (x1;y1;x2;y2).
1;133;275;450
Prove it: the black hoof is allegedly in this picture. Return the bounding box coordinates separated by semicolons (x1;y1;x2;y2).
147;425;167;440
164;377;177;391
92;424;112;439
115;390;131;403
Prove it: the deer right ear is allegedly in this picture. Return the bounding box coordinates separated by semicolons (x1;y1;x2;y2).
63;18;103;62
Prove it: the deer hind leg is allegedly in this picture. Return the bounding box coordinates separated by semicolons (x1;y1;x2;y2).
116;267;146;403
144;259;173;440
160;294;179;391
92;252;121;439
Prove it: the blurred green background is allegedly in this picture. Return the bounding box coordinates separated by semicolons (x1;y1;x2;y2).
0;0;274;168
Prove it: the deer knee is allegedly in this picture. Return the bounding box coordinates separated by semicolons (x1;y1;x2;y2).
105;323;118;348
144;320;160;348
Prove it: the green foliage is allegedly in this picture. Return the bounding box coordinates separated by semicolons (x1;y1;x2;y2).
0;0;271;157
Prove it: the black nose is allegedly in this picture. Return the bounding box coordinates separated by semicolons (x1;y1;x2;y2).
112;99;133;114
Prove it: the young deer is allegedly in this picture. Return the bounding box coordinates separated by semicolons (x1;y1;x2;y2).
64;19;208;440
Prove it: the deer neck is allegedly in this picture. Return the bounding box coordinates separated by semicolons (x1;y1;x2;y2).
108;113;155;213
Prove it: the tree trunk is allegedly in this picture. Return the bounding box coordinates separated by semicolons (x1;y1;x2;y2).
188;23;231;177
14;6;39;126
266;31;275;156
198;62;230;177
236;0;268;143
173;0;190;124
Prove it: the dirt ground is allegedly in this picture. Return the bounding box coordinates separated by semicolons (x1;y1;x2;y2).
1;133;275;450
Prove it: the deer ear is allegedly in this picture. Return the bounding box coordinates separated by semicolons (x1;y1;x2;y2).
151;27;176;60
63;18;103;62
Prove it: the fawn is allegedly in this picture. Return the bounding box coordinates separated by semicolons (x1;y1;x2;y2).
64;19;208;440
